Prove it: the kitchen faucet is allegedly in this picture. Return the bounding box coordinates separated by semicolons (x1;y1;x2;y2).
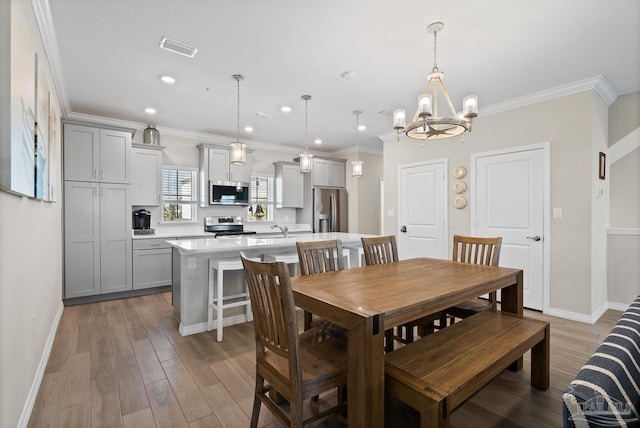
271;224;288;239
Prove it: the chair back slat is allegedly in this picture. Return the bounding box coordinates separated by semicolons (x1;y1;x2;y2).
361;235;399;265
296;239;345;275
241;255;299;362
453;235;502;266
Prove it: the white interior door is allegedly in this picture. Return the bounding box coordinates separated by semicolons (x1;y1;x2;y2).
399;160;447;260
473;146;547;310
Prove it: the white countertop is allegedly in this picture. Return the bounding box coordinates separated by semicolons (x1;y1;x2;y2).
133;223;312;240
166;232;372;254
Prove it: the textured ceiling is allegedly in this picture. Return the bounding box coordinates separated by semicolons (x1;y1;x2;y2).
47;0;640;153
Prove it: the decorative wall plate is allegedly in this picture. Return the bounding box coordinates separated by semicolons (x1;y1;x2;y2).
454;196;467;209
453;180;467;194
453;166;467;179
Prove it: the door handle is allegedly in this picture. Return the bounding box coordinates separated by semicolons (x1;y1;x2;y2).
400;226;407;233
526;235;541;241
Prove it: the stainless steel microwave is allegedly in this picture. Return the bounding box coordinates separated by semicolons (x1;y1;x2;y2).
209;180;250;205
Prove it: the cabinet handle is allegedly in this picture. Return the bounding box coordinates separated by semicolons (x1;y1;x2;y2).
149;243;161;247
94;187;98;197
94;169;98;179
101;187;104;197
101;170;105;179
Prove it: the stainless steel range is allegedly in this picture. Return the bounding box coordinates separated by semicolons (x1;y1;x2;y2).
204;216;256;238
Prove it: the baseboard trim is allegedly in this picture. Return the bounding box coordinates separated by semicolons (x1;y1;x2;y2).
18;301;64;428
608;301;631;312
179;314;250;336
546;301;629;324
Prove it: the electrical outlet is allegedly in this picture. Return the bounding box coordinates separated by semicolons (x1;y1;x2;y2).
32;314;36;337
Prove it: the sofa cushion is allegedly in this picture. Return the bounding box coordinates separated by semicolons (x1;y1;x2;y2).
563;300;640;427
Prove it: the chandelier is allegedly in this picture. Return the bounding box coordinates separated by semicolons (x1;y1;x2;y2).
393;22;478;141
230;74;247;165
299;95;313;173
352;110;363;178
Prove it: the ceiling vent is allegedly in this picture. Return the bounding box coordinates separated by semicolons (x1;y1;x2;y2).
159;37;197;58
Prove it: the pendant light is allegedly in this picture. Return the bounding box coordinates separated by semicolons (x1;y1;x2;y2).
352;110;363;178
230;74;247;165
299;95;313;173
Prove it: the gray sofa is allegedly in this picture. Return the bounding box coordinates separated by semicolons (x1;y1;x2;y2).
563;297;640;427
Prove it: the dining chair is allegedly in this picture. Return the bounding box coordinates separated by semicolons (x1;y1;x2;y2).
241;254;348;427
361;235;446;352
446;234;503;323
296;239;348;337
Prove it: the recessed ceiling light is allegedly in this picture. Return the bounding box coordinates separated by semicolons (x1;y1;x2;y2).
145;107;157;114
244;126;254;132
314;139;322;145
358;124;367;131
281;106;292;113
160;75;176;84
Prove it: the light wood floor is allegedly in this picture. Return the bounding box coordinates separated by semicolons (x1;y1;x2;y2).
28;292;623;427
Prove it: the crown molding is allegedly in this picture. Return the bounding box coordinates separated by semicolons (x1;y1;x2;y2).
31;0;71;116
330;145;383;157
64;112;327;155
481;75;618;117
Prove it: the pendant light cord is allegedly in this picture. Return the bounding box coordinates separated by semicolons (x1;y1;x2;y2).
236;76;241;143
432;28;439;72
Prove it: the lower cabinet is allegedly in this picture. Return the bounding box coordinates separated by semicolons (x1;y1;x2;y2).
132;239;172;289
64;181;132;298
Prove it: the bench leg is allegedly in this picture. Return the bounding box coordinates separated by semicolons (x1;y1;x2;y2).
418;401;448;428
531;323;550;390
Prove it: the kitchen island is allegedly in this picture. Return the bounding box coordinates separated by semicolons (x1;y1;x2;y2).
167;232;375;336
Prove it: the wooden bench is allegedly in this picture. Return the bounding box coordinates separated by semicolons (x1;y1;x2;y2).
385;311;550;427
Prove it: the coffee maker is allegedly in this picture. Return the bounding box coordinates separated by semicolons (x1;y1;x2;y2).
133;209;151;230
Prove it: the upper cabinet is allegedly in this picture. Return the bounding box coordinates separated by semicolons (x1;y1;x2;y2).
274;161;304;208
198;144;253;206
312;157;346;188
63;123;132;184
132;145;163;206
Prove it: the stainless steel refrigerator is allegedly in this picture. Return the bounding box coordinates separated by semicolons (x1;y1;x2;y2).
313;188;348;233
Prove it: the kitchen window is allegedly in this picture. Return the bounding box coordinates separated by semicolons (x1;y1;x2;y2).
161;167;198;223
249;175;274;221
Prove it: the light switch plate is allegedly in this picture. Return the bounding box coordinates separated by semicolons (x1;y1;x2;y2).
387;209;394;217
553;208;563;219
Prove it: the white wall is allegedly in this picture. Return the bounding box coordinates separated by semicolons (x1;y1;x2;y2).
1;0;64;425
607;93;640;307
344;151;383;234
382;90;609;317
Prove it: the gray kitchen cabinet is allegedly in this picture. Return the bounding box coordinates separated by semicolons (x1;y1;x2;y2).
63;122;132;184
132;145;163;206
312;157;346;188
274;161;303;208
208;147;230;182
132;239;172;289
197;144;253;206
64;181;132;298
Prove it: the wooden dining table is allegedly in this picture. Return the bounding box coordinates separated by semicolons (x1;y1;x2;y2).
290;257;524;427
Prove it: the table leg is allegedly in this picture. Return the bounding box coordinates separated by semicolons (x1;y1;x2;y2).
501;271;524;371
348;313;385;427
